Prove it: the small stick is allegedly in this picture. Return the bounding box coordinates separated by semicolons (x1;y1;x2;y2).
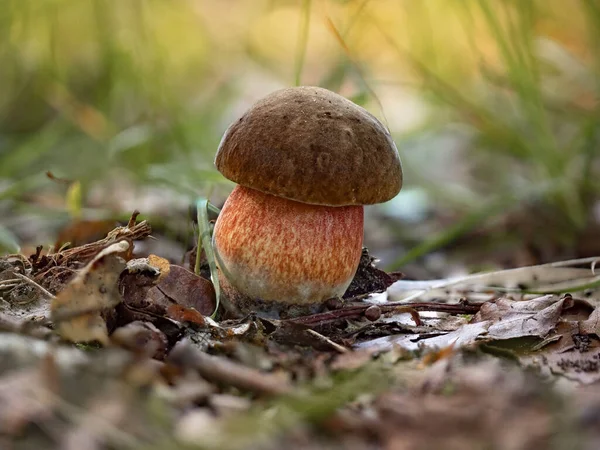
305;329;348;353
0;278;20;288
127;210;140;229
13;272;56;299
169;340;291;396
288;299;481;327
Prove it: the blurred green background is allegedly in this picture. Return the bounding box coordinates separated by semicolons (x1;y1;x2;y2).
1;0;599;277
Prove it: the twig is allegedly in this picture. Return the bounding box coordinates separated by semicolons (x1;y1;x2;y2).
288;299;481;327
0;278;19;289
305;329;348;353
169;340;291;396
13;272;56;299
127;210;140;229
32;217;151;274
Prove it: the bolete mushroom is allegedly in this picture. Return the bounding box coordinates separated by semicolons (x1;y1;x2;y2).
213;86;402;317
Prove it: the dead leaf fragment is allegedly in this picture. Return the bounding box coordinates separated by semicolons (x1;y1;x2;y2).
51;241;129;344
120;261;215;321
476;295;570;340
151;265;216;316
147;254;171;282
166;303;206;326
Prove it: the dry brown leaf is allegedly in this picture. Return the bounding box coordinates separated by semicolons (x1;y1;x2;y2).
51;241;129;344
150;265;216;316
166;304;206;326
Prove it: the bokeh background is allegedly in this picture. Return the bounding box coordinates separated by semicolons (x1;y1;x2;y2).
1;0;599;278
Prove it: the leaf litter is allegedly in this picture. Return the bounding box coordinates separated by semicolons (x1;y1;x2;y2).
0;212;600;449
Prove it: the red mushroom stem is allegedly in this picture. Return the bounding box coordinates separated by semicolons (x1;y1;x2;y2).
213;185;364;306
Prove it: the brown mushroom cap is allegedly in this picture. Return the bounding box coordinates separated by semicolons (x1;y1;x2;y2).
215;86;403;206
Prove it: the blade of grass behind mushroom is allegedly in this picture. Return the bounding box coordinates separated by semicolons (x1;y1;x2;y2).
195;198;220;318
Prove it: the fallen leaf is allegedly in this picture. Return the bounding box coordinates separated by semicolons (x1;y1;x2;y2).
51;241;129;344
359;295;586;353
150;265;216;316
475;295;571;340
580;307;600;336
343;248;403;299
534;348;600;385
166;304;206;326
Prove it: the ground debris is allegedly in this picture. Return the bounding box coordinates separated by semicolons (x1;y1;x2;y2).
168;338;292;396
51;240;129;344
370;353;558;450
0;353;58;436
359;294;595;353
31;213;150;279
343;248;403;298
1;214;600;449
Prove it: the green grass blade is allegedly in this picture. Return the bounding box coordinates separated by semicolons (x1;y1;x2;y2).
195;198;220;318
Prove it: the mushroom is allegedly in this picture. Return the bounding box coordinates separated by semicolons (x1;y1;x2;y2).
213;86;402;317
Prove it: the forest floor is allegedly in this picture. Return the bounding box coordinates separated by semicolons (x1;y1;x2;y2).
1;212;600;450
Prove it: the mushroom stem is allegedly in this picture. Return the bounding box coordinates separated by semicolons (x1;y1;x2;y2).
213;186;363;312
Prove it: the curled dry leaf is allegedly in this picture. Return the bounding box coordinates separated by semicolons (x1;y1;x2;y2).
121;258;215;321
150;265;216;317
51;241;129;344
119;256;165;311
343;248;403;299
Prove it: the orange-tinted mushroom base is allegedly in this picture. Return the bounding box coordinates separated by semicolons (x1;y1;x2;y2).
213;185;364;317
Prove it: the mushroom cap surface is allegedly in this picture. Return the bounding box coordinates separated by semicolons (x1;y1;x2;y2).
215;86;403;206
